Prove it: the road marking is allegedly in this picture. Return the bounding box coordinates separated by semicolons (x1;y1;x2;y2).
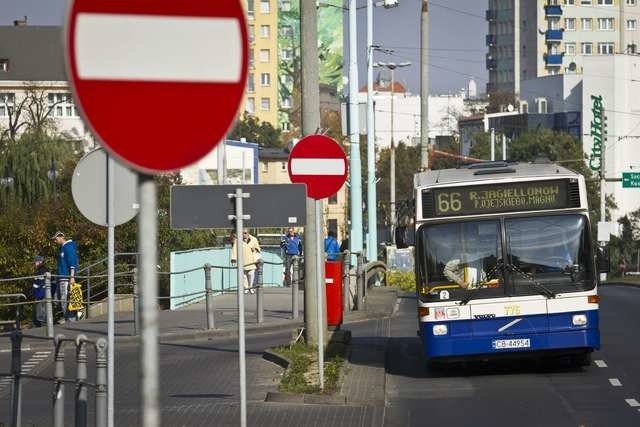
594;360;608;368
35;351;50;355
625;398;640;407
609;378;622;387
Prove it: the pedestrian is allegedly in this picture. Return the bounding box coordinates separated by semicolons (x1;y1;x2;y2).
52;231;80;322
280;227;302;287
339;236;349;253
619;258;626;277
243;229;262;287
324;229;340;261
32;255;48;327
230;230;257;294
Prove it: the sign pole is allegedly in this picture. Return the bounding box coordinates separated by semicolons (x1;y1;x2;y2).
315;199;324;389
106;155;115;427
138;175;159;427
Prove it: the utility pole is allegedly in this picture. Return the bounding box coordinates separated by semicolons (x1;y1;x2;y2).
300;0;324;346
490;128;496;161
502;133;507;161
348;0;364;261
366;0;377;262
420;0;430;171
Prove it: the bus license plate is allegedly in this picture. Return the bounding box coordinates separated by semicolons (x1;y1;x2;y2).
492;338;531;349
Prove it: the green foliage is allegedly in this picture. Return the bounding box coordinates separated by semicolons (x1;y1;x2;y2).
609;209;640;276
275;341;346;394
228;112;282;148
386;271;416;291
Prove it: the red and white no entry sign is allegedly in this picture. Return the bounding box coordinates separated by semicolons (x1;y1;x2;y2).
66;0;248;173
287;135;348;200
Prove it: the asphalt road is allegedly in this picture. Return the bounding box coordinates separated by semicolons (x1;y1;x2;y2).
380;284;640;427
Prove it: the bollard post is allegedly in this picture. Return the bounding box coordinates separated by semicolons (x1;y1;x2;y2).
256;259;264;324
95;338;108;427
45;272;54;338
204;264;215;330
10;330;22;427
291;256;299;320
53;334;66;427
342;251;351;312
356;252;364;311
86;266;91;319
75;335;88;427
133;267;139;336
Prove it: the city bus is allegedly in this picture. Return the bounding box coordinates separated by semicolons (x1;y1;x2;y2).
414;161;603;366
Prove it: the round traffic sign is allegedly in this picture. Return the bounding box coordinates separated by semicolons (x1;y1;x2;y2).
72;148;138;226
65;0;249;173
287;135;348;200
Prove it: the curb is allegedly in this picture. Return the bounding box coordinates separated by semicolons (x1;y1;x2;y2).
602;281;640;288
262;348;290;369
265;391;347;405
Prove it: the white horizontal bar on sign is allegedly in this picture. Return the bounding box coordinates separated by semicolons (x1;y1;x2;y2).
290;159;345;176
75;13;243;82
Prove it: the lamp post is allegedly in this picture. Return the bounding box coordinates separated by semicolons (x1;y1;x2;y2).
47;159;57;199
373;61;411;244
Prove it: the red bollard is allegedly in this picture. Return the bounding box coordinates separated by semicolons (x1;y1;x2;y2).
325;261;343;327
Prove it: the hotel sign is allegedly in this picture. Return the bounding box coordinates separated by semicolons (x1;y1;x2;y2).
588;95;604;176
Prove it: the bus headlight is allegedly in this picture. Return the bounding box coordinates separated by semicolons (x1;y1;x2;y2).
572;314;587;326
433;324;448;336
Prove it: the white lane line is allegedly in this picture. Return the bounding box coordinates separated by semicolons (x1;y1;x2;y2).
609;378;622;387
625;398;640;407
34;351;50;355
594;359;608;368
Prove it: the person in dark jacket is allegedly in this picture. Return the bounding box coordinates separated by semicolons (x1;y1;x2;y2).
280;227;302;287
32;255;48;327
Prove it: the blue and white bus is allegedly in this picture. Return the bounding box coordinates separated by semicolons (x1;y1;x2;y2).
414;161;602;366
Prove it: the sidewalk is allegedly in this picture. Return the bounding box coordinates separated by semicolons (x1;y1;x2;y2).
0;286;399;353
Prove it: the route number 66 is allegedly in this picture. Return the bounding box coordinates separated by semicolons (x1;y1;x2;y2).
437;192;462;213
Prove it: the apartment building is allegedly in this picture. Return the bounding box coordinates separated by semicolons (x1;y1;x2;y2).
243;0;279;127
486;0;639;94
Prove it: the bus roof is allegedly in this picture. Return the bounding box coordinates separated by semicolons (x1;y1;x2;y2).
414;161;581;188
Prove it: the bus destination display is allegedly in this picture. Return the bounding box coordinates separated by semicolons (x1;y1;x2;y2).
429;180;570;217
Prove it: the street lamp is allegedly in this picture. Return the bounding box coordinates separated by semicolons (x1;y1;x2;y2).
373;61;411;245
47;159;57;199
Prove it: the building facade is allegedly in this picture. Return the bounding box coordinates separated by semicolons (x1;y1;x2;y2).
243;0;279;126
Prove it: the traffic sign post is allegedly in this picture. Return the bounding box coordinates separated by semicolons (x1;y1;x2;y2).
622;172;640;188
66;1;249;426
287;135;348;390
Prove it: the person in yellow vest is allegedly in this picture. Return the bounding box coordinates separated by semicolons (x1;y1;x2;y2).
230;231;257;294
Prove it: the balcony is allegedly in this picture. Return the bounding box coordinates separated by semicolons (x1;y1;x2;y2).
544;53;564;66
486;34;497;46
486;9;497;21
486;58;497;70
544;5;563;17
545;29;563;43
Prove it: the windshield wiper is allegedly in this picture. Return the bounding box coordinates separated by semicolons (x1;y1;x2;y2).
504;262;556;299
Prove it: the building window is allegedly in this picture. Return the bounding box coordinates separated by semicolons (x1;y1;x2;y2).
248;24;255;43
281;48;293;61
281;25;293;38
549;17;561;30
536;98;548;114
598;42;615;54
247;73;255;92
282;96;292;109
581;18;592;30
261;162;268;173
260;25;270;38
328;193;338;205
260;97;270;111
564;0;575;4
581;42;593;54
259;49;270;63
48;93;78;117
281;162;287;171
247;0;255;18
249;48;255;68
597;18;614;30
0;59;8;72
281;74;293;86
260;0;270;13
627;19;637;30
580;0;591;4
260;73;270;86
565;42;576;55
565;18;576;30
628;43;638;53
281;0;292;11
597;0;613;4
246;97;255;114
0;93;15;117
281;121;291;132
628;0;637;5
520;101;528;114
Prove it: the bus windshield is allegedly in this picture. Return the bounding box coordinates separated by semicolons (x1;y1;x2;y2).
417;214;594;301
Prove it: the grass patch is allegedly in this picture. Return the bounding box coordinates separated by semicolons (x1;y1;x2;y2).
274;341;346;394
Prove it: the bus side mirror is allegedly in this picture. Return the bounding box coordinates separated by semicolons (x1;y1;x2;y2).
596;247;610;273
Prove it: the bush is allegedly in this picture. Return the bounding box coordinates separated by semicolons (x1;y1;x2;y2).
386;270;416;291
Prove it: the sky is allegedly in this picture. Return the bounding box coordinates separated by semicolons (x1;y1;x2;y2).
0;0;488;95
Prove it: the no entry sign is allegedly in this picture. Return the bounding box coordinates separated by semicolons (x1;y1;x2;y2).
287;135;348;200
66;0;248;173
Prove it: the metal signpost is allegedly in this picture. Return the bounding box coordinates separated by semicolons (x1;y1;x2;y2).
287;134;348;389
65;1;249;425
171;183;307;426
71;148;138;427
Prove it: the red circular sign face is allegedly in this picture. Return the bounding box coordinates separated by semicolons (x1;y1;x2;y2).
66;0;248;173
287;135;348;200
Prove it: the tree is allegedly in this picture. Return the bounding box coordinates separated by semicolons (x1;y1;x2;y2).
228;112;283;148
486;91;517;114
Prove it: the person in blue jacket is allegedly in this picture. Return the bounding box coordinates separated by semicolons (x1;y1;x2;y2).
281;227;302;287
324;230;340;261
52;231;80;322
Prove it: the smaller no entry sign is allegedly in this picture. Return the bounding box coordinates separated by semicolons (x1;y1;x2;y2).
287;135;347;200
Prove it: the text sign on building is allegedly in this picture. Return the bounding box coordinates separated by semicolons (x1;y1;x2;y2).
622;172;640;188
65;0;248;173
287;135;348;200
170;184;307;229
588;95;605;175
423;180;573;218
